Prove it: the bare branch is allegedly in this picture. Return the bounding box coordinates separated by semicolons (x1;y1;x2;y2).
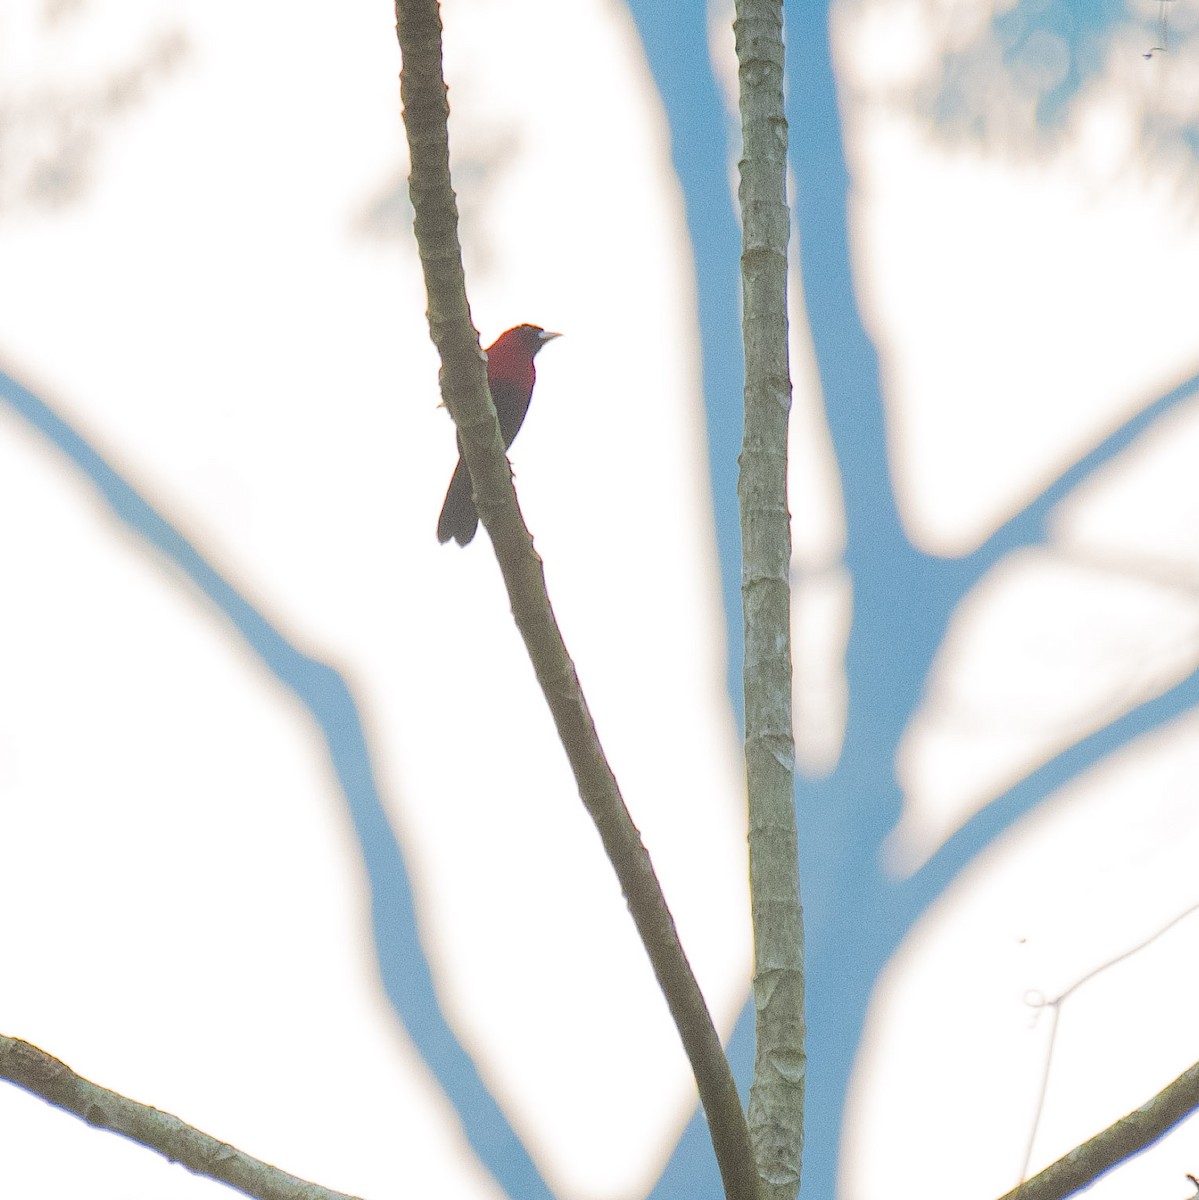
906;663;1199;916
970;366;1199;574
0;1035;365;1200
1018;898;1199;1180
734;0;804;1198
391;5;758;1200
998;1059;1199;1200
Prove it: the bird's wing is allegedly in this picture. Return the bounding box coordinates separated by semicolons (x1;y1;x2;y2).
491;377;534;449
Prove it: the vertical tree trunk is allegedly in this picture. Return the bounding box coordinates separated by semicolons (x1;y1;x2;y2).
735;2;806;1197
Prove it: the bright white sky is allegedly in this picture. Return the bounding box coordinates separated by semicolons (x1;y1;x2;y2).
1;2;1198;1200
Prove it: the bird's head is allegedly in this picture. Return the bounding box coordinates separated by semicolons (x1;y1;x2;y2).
492;324;562;360
485;325;561;391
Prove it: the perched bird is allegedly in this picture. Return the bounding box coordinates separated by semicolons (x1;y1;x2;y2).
437;324;561;546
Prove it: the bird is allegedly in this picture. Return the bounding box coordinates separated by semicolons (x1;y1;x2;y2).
437;323;561;546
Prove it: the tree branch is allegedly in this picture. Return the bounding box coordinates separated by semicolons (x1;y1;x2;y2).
391;5;758;1200
969;366;1199;574
0;364;553;1200
733;1;804;1198
904;663;1199;917
0;1035;364;1200
998;1059;1199;1200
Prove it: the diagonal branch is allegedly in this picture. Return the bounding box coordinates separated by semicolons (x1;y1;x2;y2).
1017;898;1199;1181
0;1035;364;1200
391;5;758;1200
0;364;553;1200
997;1058;1199;1200
904;662;1199;917
970;367;1199;573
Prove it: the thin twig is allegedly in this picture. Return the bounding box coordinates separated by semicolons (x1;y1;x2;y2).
1019;898;1199;1179
0;1035;364;1200
391;5;759;1200
998;1059;1199;1200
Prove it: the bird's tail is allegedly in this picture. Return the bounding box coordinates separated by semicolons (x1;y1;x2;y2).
437;458;479;546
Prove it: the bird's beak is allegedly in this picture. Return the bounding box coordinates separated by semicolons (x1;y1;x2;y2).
539;330;562;343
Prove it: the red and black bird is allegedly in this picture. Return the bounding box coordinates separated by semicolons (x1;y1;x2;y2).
437;323;561;546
